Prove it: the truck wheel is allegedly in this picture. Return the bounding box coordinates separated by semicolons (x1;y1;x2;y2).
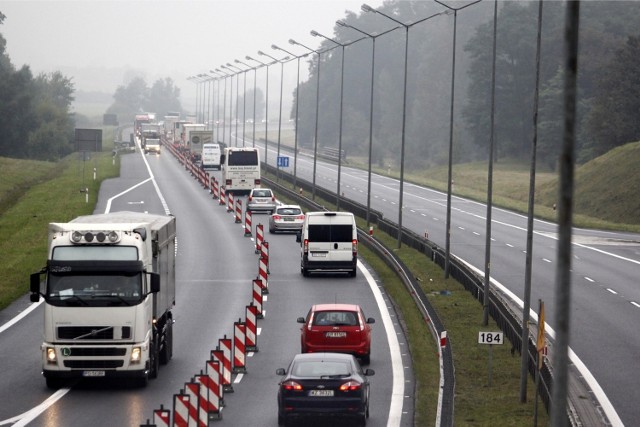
46;376;63;390
159;319;173;365
302;267;309;277
149;339;159;379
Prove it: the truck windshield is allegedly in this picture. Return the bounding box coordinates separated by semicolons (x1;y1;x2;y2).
47;272;142;306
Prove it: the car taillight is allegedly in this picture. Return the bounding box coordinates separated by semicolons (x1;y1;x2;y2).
249;196;253;201
255;179;261;185
226;179;232;186
339;381;362;391
352;239;358;256
273;215;281;220
282;380;303;391
296;215;305;220
304;239;309;254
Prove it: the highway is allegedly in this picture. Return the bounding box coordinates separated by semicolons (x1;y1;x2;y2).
0;139;413;426
243;127;640;426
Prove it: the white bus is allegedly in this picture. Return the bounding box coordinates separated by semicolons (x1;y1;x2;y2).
221;147;261;194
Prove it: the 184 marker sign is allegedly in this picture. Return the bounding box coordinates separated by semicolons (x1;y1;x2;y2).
478;331;504;345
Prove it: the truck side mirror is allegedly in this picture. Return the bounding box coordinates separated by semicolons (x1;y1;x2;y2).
149;273;160;294
30;272;42;302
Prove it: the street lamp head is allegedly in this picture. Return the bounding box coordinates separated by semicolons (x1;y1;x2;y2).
336;20;347;27
310;30;319;37
271;44;280;50
245;55;254;61
361;3;374;13
288;38;298;46
258;50;266;56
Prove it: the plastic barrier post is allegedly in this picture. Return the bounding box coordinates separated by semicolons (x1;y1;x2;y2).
205;359;223;417
252;279;264;318
183;382;203;427
235;199;242;223
173;392;191;427
218;338;234;393
245;303;259;352
261;241;270;274
244;210;252;237
232;320;247;374
193;374;212;426
258;257;269;294
219;187;226;206
153;405;170;427
227;192;234;212
255;223;264;254
212;179;219;200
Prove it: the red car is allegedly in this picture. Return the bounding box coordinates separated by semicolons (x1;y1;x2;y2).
297;304;375;364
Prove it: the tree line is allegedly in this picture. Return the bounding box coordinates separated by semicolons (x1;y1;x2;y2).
291;1;640;171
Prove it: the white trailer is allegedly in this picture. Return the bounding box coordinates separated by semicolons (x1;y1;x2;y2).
30;211;176;388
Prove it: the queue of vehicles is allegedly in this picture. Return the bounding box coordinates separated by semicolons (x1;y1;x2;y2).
28;112;372;424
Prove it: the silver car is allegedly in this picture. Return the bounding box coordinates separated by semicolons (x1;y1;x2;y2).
269;205;304;233
247;188;277;214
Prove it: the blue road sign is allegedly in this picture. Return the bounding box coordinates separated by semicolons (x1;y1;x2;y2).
277;156;289;168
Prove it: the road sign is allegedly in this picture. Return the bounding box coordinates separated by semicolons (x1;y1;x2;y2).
277;156;289;168
478;331;503;345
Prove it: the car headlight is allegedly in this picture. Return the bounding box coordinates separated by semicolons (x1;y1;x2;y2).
130;346;142;364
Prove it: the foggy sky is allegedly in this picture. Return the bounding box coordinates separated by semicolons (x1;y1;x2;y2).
1;0;384;112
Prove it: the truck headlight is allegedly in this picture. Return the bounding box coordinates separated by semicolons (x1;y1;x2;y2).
131;347;142;364
46;347;57;364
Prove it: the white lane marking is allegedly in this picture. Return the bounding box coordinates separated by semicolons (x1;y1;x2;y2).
359;264;404;427
0;300;42;335
606;288;618;295
459;258;624;427
5;388;69;427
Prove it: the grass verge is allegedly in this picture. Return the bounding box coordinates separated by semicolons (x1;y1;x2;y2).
0;151;120;310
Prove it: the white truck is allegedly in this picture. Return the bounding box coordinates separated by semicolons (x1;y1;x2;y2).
144;138;161;155
201;143;221;170
30;212;177;388
184;127;210;163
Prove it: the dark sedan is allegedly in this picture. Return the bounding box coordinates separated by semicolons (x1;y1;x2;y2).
276;352;374;426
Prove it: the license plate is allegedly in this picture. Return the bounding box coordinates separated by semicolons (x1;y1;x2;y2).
284;218;294;221
309;389;334;397
325;332;347;338
311;252;327;257
82;370;105;377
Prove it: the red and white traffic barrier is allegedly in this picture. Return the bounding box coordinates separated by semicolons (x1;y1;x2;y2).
193;374;212;426
258;257;269;294
233;320;247;374
244;210;252;237
245;304;259;352
252;278;264;319
260;241;270;274
183;381;205;427
234;198;242;223
205;359;223;417
440;331;448;348
227;192;234;212
211;348;232;395
173;392;192;427
255;223;264;254
153;405;170;427
218;337;234;392
219;187;226;206
211;178;219;200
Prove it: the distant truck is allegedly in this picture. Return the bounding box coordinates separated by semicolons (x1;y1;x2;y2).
184;126;209;162
144;138;161;155
30;212;177;388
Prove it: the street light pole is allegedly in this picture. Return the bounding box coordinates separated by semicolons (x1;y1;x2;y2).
433;0;483;277
260;50;290;182
362;3;449;248
245;56;262;148
227;63;244;146
311;30;366;210
210;70;225;142
273;45;309;189
235;59;252;147
289;39;323;200
215;68;230;145
247;55;274;173
336;21;400;227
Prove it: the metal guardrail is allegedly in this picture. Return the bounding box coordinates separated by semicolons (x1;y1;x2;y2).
263;163;607;426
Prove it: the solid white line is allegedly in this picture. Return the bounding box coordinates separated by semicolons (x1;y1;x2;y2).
4;388;70;426
0;300;42;335
359;264;404;427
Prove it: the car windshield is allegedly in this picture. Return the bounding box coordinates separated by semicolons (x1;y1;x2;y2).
292;360;351;377
253;189;272;198
312;311;358;326
277;207;301;215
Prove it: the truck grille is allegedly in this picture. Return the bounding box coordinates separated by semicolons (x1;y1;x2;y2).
62;347;127;357
57;326;131;340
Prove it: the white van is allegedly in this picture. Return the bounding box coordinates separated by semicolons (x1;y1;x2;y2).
202;143;221;170
297;211;358;277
